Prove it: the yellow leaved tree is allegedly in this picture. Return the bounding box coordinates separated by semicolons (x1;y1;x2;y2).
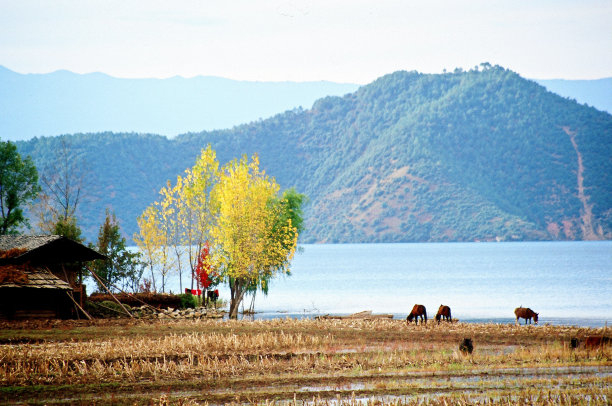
209;154;298;319
134;205;174;292
135;146;219;292
160;146;219;292
136;146;303;317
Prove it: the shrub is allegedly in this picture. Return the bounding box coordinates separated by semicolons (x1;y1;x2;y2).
179;293;197;309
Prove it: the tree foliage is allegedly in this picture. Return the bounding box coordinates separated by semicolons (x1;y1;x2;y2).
0;141;40;234
146;145;219;292
134;205;168;292
53;216;84;243
136;148;304;317
194;242;220;290
208;154;299;318
91;210;143;293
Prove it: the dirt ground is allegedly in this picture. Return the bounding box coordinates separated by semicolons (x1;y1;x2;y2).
1;317;610;405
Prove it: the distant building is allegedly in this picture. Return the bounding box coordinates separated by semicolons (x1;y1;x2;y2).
0;235;105;319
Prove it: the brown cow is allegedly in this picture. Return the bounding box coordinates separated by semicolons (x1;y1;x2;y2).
406;304;427;325
585;336;611;349
514;307;538;325
435;305;452;323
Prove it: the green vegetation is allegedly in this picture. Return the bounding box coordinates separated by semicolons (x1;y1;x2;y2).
178;293;197;309
16;65;612;243
90;210;143;293
0;141;40;234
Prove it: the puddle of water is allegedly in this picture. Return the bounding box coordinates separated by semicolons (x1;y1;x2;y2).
14;365;612;405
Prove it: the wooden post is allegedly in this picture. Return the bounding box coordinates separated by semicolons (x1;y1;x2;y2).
61;264;81;320
65;291;93;320
86;265;133;318
602;321;608;352
105;281;160;314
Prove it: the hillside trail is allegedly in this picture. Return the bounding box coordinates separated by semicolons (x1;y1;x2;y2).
563;126;599;240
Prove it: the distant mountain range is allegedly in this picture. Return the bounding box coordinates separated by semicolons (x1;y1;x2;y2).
0;65;359;141
1;65;611;142
534;78;612;115
14;65;612;244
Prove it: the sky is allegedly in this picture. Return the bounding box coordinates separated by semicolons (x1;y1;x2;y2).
1;0;611;83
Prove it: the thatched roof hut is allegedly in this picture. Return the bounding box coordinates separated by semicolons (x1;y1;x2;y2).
0;235;105;319
0;234;105;265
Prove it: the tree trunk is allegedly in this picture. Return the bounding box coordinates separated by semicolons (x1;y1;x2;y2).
229;298;240;319
248;291;256;313
149;263;156;292
179;268;182;293
229;278;247;319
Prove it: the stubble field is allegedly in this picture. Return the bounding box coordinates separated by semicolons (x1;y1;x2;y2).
0;317;610;405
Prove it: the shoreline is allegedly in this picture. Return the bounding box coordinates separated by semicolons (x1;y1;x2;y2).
241;310;611;328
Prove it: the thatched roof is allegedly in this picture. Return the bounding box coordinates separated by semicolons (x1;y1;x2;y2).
0;235;105;265
0;264;72;290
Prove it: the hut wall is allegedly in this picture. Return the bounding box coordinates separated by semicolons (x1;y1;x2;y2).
0;288;74;319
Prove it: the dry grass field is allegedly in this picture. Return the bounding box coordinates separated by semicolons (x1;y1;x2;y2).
0;317;610;405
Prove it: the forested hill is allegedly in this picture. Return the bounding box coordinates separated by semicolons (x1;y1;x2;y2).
16;66;612;243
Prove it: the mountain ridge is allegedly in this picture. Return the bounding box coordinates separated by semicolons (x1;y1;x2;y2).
2;65;611;142
12;66;612;244
0;65;360;141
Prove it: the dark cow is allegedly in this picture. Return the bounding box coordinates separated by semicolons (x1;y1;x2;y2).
435;305;452;323
514;307;538;325
459;338;473;355
570;337;579;350
585;336;611;349
406;304;427;325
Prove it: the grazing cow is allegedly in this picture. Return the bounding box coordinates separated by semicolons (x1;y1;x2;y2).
570;337;579;350
406;304;427;325
435;305;452;323
514;307;538;325
585;336;611;349
459;338;473;355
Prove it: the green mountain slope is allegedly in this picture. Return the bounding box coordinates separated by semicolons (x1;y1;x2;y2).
15;66;612;243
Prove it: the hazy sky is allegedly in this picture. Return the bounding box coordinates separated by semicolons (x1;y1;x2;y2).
1;1;611;83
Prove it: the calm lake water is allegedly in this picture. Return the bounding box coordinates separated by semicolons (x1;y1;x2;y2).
222;241;611;327
132;241;611;327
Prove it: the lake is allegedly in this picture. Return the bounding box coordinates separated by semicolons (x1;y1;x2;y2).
119;241;612;327
214;241;611;327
